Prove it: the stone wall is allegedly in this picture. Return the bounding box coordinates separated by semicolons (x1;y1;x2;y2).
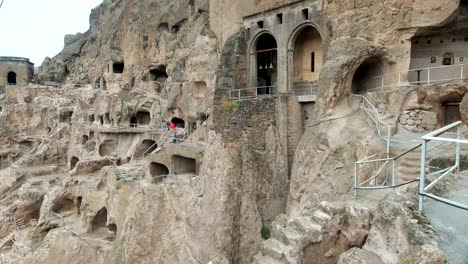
399;109;437;132
0;57;34;89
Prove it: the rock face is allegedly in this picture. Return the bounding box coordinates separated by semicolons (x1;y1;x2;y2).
0;0;464;263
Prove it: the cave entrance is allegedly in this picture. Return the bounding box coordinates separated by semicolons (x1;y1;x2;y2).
352;57;384;94
70;156;79;170
7;72;17;85
132;111;151;127
60;111;73;123
99;140;117;157
149;65;168;81
254;33;278;94
91;207;108;231
172;155;196;175
134;140;157;159
81;135;89;145
292;26;323;85
171;117;185;129
150;162;169;182
113;62;124;74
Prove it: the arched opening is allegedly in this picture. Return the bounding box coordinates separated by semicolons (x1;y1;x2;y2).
70;156;79;170
134;140;157;159
89;114;95;123
7;72;17;85
192;81;208;99
60;111;73;123
150;162;169;182
131;111;151;127
99;116;104;125
81;135;89;145
149;65;168;81
91;207;108;231
76;196;82;215
104;113;111;125
255;33;278;93
99;140;117;157
112;62;124;74
171;117;185;128
292;26;323;91
352;58;384;94
172;155;197;175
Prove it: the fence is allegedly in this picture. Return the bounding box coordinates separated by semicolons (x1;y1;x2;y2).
352;95;391;157
228;86;277;101
419;121;468;211
354;144;421;195
369;63;468;91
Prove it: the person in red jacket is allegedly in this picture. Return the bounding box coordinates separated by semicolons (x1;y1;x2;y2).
169;122;176;130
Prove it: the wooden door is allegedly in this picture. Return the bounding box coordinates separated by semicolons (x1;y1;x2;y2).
444;102;461;130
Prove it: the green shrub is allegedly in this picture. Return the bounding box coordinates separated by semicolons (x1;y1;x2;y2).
261;225;271;240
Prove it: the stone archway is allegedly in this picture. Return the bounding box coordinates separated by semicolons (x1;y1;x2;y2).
250;32;278;93
7;72;17;85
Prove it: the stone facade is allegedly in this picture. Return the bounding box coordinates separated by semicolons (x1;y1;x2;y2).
399;109;437;132
0;57;34;89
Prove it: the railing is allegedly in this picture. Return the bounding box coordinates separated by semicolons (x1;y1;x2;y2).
228;86;277;101
369;63;468;91
293;81;318;96
354;144;421;195
352;94;391;157
419;121;467;211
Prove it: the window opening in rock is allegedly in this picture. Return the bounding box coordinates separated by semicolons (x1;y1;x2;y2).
104;113;111;125
77;196;82;214
81;135;89;145
302;9;309;20
257;21;264;28
171;117;185;128
89;114;95;123
91;207;108;231
113;62;125;73
7;72;17;85
255;33;278;94
130;116;138;127
60;111;73;123
136;111;151;125
277;13;283;24
443;52;454;65
149;65;168;81
99;116;104;125
172;155;197;175
150;162;169;182
70;156;79;170
89;131;95;139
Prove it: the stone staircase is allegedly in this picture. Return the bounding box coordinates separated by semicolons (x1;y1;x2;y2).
252;202;372;264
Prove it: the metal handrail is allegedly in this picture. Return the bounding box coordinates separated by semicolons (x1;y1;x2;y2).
354;143;422;195
352;94;391;157
228;85;278;101
419;121;467;211
369;63;467;91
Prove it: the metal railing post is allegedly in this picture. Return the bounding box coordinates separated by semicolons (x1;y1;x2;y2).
427;68;431;85
381;76;384;91
354;163;358;196
461;64;464;85
392;159;396;190
456;123;462;172
418;139;427;212
386;126;391;158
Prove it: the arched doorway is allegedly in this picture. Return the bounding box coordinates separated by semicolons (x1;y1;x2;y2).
291;26;323;85
352;57;384;94
7;72;17;85
254;33;278;94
